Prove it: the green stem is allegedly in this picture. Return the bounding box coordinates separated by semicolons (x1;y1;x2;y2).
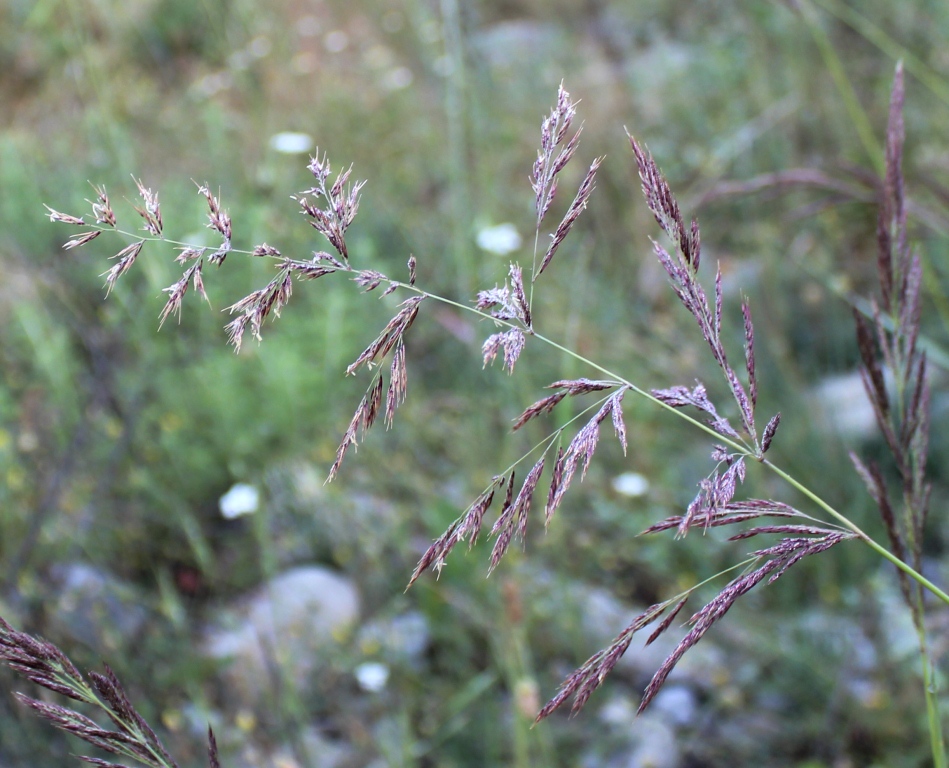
439;0;473;297
923;647;947;768
85;227;949;613
796;0;884;175
531;330;949;608
762;460;949;605
810;0;949;110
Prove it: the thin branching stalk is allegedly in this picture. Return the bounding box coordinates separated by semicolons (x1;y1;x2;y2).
37;74;946;761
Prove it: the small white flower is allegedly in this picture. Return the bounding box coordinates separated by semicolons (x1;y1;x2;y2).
612;472;650;498
219;483;260;519
354;661;390;692
269;132;314;155
476;223;522;256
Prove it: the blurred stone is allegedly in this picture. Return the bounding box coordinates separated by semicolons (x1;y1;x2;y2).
599;694;637;725
48;562;148;651
298;728;356;768
203;565;360;697
809;371;879;440
234;727;354;768
626;37;692;124
356;609;430;667
783;607;878;672
585;708;679;768
623;712;679;768
471;21;562;72
651;684;698;727
713;710;784;761
873;576;919;661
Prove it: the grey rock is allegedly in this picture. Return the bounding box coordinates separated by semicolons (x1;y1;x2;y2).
809;370;879;440
47;562;148;650
233;728;355;768
470;21;563;72
203;565;360;697
357;609;430;667
873;575;919;661
651;684;698;727
585;707;680;768
626;37;693;124
624;712;680;768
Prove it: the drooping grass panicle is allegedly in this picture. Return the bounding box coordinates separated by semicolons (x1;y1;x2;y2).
409;443;566;585
534;598;682;721
760;412;781;453
63;230;102;250
45;205;88;227
511;378;620;431
640;498;801;535
223;261;295;350
159;261;202;328
328;293;424;480
544;387;629;526
489;462;537;571
1;616;214;768
636;528;855;714
482;328;526;373
346;294;424;376
408;476;506;588
196;183;232;265
537;156;604;278
630;135;778;455
476;263;532;327
385;339;408;428
629;134;699;269
478;266;531;372
327;372;384;482
674;454;747;537
851;62;932;610
102;240;145;296
408;379;632;584
651;382;741;441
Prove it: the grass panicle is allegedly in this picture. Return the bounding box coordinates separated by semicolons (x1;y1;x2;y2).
0;616;217;768
34;67;946;762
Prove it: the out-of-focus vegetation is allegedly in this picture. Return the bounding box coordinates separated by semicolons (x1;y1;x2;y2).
2;1;949;766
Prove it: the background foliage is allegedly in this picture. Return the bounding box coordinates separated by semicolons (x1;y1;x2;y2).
2;0;949;766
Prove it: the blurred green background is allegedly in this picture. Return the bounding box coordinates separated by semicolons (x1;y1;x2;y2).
2;0;949;766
